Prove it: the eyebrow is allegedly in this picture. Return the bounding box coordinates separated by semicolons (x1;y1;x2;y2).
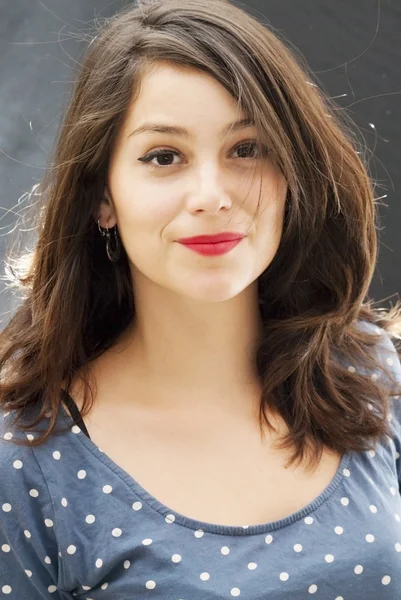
127;117;255;140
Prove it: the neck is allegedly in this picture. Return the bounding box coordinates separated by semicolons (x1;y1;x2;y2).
106;276;263;415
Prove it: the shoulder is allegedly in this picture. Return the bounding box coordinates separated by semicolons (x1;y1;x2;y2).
0;411;61;595
353;318;401;380
0;410;48;502
355;319;401;434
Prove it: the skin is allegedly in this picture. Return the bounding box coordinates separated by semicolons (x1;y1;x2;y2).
67;65;343;526
96;62;288;420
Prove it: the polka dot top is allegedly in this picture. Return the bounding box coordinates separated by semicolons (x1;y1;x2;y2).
1;321;401;599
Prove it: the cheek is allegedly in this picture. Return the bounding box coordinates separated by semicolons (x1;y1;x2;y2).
117;190;177;240
255;175;287;230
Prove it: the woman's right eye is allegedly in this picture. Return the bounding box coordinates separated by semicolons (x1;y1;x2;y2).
138;149;181;169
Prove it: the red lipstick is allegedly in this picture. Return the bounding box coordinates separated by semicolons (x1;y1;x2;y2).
177;232;245;256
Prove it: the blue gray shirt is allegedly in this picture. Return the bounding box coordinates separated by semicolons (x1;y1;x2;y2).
1;321;401;598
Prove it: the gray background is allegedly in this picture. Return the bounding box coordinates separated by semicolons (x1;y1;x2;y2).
0;0;400;328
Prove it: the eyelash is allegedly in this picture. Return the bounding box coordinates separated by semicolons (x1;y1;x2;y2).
138;140;269;170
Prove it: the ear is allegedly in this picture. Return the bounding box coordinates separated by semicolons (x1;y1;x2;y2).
97;186;117;228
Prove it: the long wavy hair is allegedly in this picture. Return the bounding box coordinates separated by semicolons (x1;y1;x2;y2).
1;0;401;471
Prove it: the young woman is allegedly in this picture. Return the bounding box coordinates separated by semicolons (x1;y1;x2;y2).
1;0;401;597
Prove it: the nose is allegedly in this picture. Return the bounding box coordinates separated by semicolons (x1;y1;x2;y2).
185;161;233;215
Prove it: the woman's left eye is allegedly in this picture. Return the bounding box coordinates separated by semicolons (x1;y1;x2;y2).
138;141;267;169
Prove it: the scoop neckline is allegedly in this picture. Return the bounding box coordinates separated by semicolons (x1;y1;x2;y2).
58;405;351;537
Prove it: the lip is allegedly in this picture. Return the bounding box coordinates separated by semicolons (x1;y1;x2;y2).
177;232;245;244
177;235;245;257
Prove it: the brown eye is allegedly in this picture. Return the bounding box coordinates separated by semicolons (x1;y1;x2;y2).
138;149;181;168
234;142;258;158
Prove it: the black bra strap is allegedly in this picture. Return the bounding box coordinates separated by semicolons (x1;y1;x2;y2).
60;388;91;439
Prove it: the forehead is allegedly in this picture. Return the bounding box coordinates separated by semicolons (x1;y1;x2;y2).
122;63;250;138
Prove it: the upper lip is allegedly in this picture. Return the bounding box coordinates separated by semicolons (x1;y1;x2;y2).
177;232;246;244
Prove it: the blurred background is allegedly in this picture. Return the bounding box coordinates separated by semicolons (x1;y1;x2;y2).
0;0;400;327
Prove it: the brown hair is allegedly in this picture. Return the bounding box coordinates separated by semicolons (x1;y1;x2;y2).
1;0;401;471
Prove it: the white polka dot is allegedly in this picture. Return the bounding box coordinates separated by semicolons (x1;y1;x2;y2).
13;460;23;469
25;570;32;577
29;489;39;498
3;432;12;440
24;530;31;538
341;497;349;506
2;503;11;512
77;470;86;479
44;556;51;564
354;565;363;574
95;558;103;568
194;529;204;538
132;501;142;511
231;588;241;596
334;526;343;535
71;425;81;434
142;538;153;546
2;586;12;594
304;516;314;525
369;504;377;513
221;546;230;555
165;514;175;524
200;572;210;581
48;585;57;593
101;583;108;590
309;584;318;594
146;580;156;589
348;366;356;373
294;544;303;552
265;534;273;544
26;434;34;442
325;554;334;563
82;585;91;591
112;528;122;537
102;485;112;494
365;534;375;543
53;451;61;460
2;544;10;553
382;575;391;585
85;514;95;524
248;562;258;570
343;468;350;477
395;543;401;552
45;519;54;528
368;450;376;457
172;554;182;563
279;572;289;581
67;545;76;555
61;497;68;507
124;560;131;569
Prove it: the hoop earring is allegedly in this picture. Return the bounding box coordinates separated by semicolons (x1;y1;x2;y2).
97;218;121;263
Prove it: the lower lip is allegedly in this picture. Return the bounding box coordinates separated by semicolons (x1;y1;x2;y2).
178;238;244;256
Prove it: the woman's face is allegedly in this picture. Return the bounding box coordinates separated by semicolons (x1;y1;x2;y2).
101;62;288;303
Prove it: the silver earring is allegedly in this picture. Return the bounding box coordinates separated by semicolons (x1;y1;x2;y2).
97;218;121;263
